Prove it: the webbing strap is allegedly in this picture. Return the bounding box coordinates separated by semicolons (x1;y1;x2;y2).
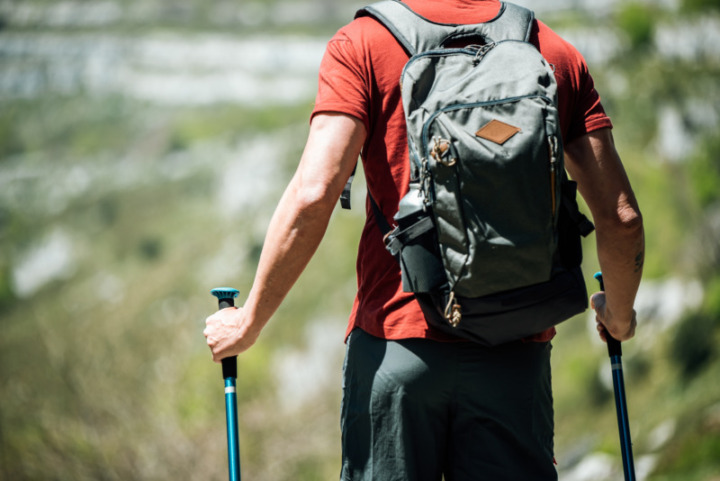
339;163;395;245
369;191;393;235
561;179;595;237
340;164;356;210
384;215;433;257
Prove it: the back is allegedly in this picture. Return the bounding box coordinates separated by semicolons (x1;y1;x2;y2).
311;0;613;341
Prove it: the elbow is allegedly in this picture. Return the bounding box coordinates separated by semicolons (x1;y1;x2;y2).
617;204;644;234
597;203;644;239
293;182;338;217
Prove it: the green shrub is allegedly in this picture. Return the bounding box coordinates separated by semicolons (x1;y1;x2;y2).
670;311;717;379
0;106;24;158
0;265;15;312
682;0;720;11
653;413;720;478
616;3;656;51
138;237;163;261
688;135;720;209
704;276;720;319
588;366;613;407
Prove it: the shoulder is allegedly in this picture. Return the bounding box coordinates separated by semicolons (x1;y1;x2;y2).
321;16;396;69
532;20;586;69
329;15;395;45
530;18;596;106
321;14;408;87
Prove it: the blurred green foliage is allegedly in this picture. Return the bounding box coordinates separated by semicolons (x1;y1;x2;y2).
682;0;720;11
653;405;720;480
616;2;657;51
1;1;720;480
670;311;717;378
0;264;15;312
0;107;24;158
688;134;720;209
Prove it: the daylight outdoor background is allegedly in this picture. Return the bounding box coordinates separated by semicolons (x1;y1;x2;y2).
1;0;719;479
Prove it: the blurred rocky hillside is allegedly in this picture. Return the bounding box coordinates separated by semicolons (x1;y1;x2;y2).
1;0;719;480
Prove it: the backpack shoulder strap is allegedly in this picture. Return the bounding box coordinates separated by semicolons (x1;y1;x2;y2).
355;1;535;56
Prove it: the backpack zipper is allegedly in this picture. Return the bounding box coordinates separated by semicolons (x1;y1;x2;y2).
402;40;531;80
421;94;553;151
401;46;492;79
548;134;559;219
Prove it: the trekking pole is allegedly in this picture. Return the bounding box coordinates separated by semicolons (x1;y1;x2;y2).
593;272;636;481
210;287;242;481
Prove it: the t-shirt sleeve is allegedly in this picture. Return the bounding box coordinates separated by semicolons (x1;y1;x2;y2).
534;20;613;144
311;29;371;134
566;54;613;142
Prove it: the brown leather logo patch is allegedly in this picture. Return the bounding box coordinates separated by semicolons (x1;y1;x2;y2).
475;119;521;145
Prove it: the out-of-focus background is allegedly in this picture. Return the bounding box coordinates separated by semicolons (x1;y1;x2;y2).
1;0;719;479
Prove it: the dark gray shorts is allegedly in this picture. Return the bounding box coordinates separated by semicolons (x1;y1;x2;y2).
340;328;556;481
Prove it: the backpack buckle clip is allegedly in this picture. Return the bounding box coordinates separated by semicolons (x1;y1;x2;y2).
383;227;401;257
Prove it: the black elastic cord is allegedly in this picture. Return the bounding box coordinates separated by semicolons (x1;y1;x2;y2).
369;192;393;235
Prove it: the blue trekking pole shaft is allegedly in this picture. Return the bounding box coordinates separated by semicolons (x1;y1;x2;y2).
211;288;241;481
594;273;635;481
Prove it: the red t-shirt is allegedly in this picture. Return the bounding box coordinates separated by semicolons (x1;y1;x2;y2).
311;0;612;342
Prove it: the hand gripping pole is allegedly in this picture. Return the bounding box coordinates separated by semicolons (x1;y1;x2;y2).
594;273;636;481
211;287;241;481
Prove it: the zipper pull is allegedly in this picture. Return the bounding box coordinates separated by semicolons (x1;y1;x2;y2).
444;291;462;328
430;136;456;167
419;156;432;210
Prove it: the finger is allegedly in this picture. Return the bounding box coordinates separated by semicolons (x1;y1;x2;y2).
212;348;227;363
590;292;605;310
596;321;607;342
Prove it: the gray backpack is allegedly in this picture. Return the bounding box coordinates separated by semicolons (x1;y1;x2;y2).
347;1;595;345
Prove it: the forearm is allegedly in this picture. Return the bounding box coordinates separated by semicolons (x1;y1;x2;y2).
243;180;335;334
595;205;644;328
240;113;366;338
204;113;365;360
564;128;644;338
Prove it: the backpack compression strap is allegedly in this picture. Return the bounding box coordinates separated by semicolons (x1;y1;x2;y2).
355;0;535;56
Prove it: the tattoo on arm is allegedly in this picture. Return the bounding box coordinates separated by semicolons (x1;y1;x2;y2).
634;250;644;273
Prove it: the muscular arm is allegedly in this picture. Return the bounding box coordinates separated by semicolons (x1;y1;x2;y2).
564;128;644;341
204;113;367;361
